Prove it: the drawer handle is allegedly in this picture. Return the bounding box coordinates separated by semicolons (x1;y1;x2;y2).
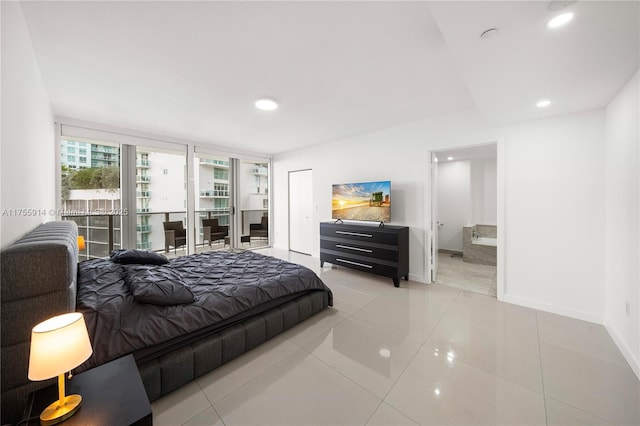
336;258;373;269
336;244;373;253
335;231;373;238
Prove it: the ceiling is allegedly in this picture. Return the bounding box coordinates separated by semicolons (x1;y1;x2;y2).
20;1;639;155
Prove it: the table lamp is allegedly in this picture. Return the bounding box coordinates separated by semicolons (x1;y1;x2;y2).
28;313;93;425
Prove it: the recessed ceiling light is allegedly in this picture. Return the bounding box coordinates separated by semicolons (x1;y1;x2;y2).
254;98;278;111
536;99;552;108
447;156;454;161
547;12;574;28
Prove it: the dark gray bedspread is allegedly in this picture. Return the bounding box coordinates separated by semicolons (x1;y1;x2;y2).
76;250;332;370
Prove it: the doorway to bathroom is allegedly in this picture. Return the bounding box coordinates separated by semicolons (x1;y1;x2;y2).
427;142;501;298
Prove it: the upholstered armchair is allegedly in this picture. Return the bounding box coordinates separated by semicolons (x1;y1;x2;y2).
249;216;268;240
202;218;228;246
163;221;187;253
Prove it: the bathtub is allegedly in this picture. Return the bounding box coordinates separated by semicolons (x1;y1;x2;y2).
472;237;497;247
463;225;497;265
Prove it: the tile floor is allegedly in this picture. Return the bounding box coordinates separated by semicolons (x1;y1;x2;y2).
436;252;497;297
151;248;639;426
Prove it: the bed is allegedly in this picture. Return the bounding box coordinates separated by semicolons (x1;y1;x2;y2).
1;221;332;424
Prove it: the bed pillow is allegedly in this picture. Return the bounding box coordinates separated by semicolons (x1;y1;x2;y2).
125;265;194;306
110;249;169;265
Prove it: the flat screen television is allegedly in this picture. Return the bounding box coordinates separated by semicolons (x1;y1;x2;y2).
332;180;391;223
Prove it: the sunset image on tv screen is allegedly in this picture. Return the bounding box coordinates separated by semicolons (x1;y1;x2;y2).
332;181;391;223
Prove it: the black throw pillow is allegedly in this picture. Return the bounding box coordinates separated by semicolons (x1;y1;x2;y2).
110;249;169;265
125;265;194;306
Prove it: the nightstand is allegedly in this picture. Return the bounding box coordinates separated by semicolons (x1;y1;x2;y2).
23;354;152;425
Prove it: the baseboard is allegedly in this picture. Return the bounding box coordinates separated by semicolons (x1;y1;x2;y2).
438;249;463;256
605;322;640;381
502;294;604;324
408;273;428;284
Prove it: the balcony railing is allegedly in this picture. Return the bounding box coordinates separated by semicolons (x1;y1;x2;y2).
136;159;150;167
198;208;230;215
137;191;151;198
63;214;120;260
200;190;229;197
199;159;229;167
91;146;119;154
136;175;150;182
251;166;268;176
64;210;243;261
137;241;152;250
136;224;152;232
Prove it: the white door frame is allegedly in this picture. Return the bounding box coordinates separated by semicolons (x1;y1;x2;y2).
288;169;313;255
426;139;506;301
427;152;439;282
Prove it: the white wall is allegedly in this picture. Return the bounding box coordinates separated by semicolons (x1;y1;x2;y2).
437;156;497;252
501;112;606;322
1;2;55;247
273;108;607;323
604;70;639;378
470;158;497;225
437;160;471;252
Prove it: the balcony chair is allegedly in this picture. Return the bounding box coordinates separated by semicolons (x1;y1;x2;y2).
202;218;228;246
163;221;187;253
249;216;268;240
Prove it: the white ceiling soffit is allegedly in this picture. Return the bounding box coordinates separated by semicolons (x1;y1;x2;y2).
435;143;497;162
20;1;475;155
427;1;640;125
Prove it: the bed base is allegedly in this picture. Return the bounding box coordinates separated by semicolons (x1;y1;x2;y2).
0;222;330;423
138;290;328;401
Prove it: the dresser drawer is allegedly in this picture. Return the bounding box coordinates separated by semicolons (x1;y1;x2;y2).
320;237;398;262
320;225;398;245
319;251;399;279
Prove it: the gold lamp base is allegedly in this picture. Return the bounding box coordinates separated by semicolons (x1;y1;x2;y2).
39;394;82;426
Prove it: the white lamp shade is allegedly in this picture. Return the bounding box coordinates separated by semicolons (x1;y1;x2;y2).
28;313;93;381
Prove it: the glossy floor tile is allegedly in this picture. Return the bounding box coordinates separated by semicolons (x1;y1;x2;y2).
436;252;497;297
537;310;630;369
351;295;443;343
196;333;299;404
446;290;539;340
366;402;419;426
544;397;614;426
424;315;543;392
540;343;640;425
151;248;639;426
385;345;547;425
303;316;423;398
214;348;381;425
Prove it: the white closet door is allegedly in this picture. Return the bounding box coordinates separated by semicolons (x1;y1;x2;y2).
289;169;313;254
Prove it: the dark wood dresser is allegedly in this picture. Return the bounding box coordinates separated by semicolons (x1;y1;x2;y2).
320;222;409;287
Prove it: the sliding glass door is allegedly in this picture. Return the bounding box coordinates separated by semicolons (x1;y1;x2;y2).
238;159;270;249
60;138;122;260
193;153;233;252
135;146;187;257
58;123;271;259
